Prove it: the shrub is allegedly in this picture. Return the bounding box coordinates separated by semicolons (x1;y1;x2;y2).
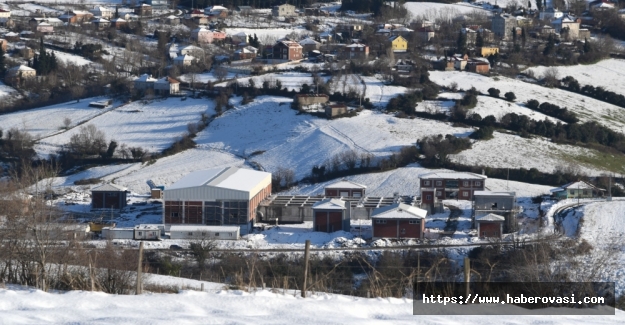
487;88;500;98
469;126;494;140
504;92;516;102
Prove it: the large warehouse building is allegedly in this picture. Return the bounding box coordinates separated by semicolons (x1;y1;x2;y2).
163;167;272;235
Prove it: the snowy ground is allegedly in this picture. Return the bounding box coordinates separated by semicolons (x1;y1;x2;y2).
0;80;19;103
50;50;94;67
525;59;625;94
216;72;331;92
0;284;622;324
429;70;625;134
404;2;491;22
224;27;313;43
471;95;564;123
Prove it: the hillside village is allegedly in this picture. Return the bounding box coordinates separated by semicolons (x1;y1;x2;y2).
1;0;625;320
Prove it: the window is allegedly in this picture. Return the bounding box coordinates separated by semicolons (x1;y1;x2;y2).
188;232;193;236
463;181;469;186
475;181;481;186
138;232;142;236
462;191;469;197
171;212;179;218
569;190;575;195
353;192;362;198
375;219;387;224
436;181;442;186
400;228;406;235
436;191;442;197
409;220;418;224
492;203;498;208
583;190;588;195
340;191;349;197
426;195;432;200
215;233;220;237
424;181;431;186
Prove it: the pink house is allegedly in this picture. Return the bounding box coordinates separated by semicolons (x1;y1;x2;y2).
191;27;213;44
210;30;226;41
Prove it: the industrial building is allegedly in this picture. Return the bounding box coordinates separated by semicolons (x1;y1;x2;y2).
312;198;350;233
163;167;272;235
371;203;427;239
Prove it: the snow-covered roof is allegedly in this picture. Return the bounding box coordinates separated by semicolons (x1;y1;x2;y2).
551;181;604;192
205;5;228;11
345;43;368;48
4;32;18;37
476;213;505;222
372;203;427;219
299;38;320;45
169;225;239;232
135;74;157;82
325;180;367;189
73;10;92;15
420;172;487;180
174;54;195;61
93;18;110;23
111;18;126;23
181;45;202;51
167;167;271;193
7;65;35;72
312;198;346;210
474;191;515;197
91;183;127;192
37;22;51;26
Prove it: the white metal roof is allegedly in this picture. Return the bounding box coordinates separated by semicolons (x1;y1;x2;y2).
325;180;367;190
551;181;604;192
474;191;515;197
420;171;487;180
372;203;427;219
312;198;346;210
169;225;239;232
476;213;505;222
91;183;127;192
167;167;271;193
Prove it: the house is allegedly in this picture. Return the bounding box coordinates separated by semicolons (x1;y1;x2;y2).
110;18;127;29
416;27;435;42
204;5;228;17
295;94;329;106
325;104;348;118
372;203;427;239
90;6;114;19
337;23;364;33
388;35;408;52
134;74;157;91
73;10;94;23
5;65;36;85
552;15;581;40
154;77;180;95
431;57;455;71
475;213;505;238
180;45;204;58
91;183;128;210
419;172;487;212
391;26;414;36
145;0;169;10
234;46;258;60
134;4;152;16
272;3;296;17
174;54;196;67
376;28;391;36
3;32;19;42
299;38;321;52
123;13;140;21
478;47;499;57
165;15;180;25
29;17;63;28
491;14;517;40
324;180;367;198
579;29;591;39
466;60;490;74
452;53;468;70
312;198;349;233
619;8;625;20
162;166;272;235
550;180;605;200
473;191;517;232
231;31;249;44
185;9;205;19
343;43;369;59
133;224;162;240
0;39;6;52
273;40;303;61
589;0;615;11
191;27;214;44
92;18;110;30
211;30;227;41
36;22;54;34
168;225;240;240
0;8;10;18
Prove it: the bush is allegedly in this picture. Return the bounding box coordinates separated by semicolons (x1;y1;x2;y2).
504;92;516;102
487;88;500;98
469;126;494;140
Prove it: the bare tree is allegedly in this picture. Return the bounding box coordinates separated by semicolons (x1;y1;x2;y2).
67;124;107;157
63;117;72;130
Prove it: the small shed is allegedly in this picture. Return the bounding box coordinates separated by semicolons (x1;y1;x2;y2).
371;203;427;239
168;225;240;240
312;198;349;233
134;224;162;240
91;183;128;210
324;180;367;198
325;104;348;118
475;213;505;238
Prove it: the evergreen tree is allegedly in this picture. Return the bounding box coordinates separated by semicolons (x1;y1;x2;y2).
528;1;531;8
583;38;592;53
456;31;467;54
512;27;517;43
0;47;6;77
476;31;484;47
536;0;542;11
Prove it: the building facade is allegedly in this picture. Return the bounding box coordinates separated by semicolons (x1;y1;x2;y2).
273;41;303;60
420;172;487;204
272;4;296;17
312;198;349;233
491;14;517;40
372;203;427;239
91;183;128;210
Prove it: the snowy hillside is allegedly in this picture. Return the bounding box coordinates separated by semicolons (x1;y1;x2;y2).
526;59;625;94
0;285;622;325
404;2;490;22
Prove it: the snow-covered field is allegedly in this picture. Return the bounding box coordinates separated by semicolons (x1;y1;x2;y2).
0;80;19;103
1;284;622;324
526;59;625;94
216;72;330;92
429;71;625;133
34;97;215;157
224;27;312;43
404;2;491;22
471;95;563;123
51;50;93;67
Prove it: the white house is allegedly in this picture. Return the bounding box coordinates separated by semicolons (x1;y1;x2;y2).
191;27;213;44
174;54;196;67
154;77;180;95
90;6;114;19
134;74;158;91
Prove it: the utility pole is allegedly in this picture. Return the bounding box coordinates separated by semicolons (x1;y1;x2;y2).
301;240;310;298
136;241;144;295
464;257;470;300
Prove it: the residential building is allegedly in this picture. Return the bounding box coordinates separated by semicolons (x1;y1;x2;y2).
343;43;369;59
589;0;615;11
162;166;272;235
90;6;114;19
165;15;180;25
134;4;152;17
92;18;110;30
295;94;329;106
475;213;505;238
539;7;564;20
552;15;581;40
0;17;14;28
36;22;54;34
3;32;19;41
272;3;296;17
173;54;196;67
110;18;127;29
477;47;499;57
134;74;158;91
5;65;36;85
0;38;6;52
272;40;303;61
325;104;348;118
299;38;321;52
191;27;214;44
0;8;10;18
153;77;180;96
491;14;517;40
91;183;128;210
60;10;94;24
388;35;408;52
416;27;435;42
419;171;487;208
185;9;204;19
472;191;517;233
431;57;455;71
204;5;228;16
452;53;468;70
211;30;227;41
180;45;204;58
372;203;427;239
467;60;490;74
145;0;169;10
312;198;349;233
231;31;249;44
550;180;605;200
234;46;258;60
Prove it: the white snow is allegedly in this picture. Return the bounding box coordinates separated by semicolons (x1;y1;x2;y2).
404;2;491;22
525;59;625;94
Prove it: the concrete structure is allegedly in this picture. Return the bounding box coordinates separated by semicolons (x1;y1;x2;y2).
388;35;408;52
169;225;239;240
5;65;36;85
154;77;180;95
372;203;427;239
467;60;490;74
325;104;348;118
91;183;128;210
475;213;505;238
294;94;329;106
491;14;517;40
324;180;367;198
473;191;517;233
551;181;605;200
163;167;272;235
343;43;369;59
174;54;196;67
273;40;303;61
420;172;487;212
191;27;214;44
272;4;296;17
312;198;349;233
134;4;153;17
90;6;114;19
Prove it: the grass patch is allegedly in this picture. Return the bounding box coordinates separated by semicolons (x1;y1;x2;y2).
557;150;625;174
